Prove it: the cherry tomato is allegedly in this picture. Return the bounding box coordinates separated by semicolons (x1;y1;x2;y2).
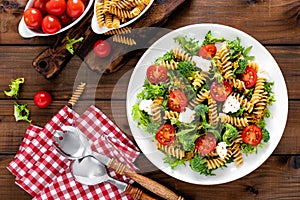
34;91;52;108
242;125;262;146
195;133;217;154
156;124;175;146
24;8;43;29
223;80;232;96
41;15;61;34
146;65;168;84
59;12;72;25
33;0;48;15
210;81;227;102
198;44;217;59
168;90;187;113
93;40;111;58
240;66;257;88
66;0;85;18
45;0;67;16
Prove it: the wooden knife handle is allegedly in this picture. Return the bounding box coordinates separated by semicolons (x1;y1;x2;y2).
125;184;158;200
108;158;184;200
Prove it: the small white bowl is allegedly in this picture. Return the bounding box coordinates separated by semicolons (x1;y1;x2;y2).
91;0;154;34
18;0;94;38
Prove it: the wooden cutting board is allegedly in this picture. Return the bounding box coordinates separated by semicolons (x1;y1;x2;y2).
32;0;187;79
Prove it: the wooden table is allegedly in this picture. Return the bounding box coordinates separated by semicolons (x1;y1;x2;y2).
1;0;300;199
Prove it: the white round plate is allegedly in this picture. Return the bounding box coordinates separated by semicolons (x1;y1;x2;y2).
91;0;154;34
126;24;288;185
18;0;94;38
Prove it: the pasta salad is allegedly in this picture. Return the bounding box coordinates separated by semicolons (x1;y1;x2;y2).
131;31;275;176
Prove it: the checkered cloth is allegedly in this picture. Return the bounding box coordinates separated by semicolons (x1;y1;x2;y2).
7;105;140;200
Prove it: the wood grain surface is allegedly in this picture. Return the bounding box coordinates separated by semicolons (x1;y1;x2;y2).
1;0;300;199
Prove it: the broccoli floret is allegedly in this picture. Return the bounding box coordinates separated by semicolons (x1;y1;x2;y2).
194;104;209;123
222;123;239;145
4;78;24;99
202;31;225;46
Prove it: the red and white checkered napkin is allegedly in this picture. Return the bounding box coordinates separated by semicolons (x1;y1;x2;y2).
7;105;140;200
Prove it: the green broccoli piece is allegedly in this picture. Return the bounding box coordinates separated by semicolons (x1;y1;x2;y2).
202;31;226;46
222;123;239;145
194;104;209;123
4;78;24;99
14;102;31;123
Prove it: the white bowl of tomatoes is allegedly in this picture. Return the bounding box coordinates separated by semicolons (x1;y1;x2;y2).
18;0;93;38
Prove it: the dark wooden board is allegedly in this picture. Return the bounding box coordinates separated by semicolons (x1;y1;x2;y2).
32;0;187;78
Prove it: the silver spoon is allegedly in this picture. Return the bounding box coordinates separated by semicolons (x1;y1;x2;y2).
53;126;184;200
71;155;156;200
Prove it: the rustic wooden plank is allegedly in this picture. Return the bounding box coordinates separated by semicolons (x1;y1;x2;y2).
1;0;300;45
1;155;300;200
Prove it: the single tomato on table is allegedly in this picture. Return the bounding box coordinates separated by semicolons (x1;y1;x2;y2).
195;133;217;154
93;40;111;58
34;91;52;108
242;125;262;146
168;90;187;113
240;66;257;88
198;44;217;59
66;0;85;18
146;65;167;84
24;8;43;29
210;81;227;102
156;124;175;146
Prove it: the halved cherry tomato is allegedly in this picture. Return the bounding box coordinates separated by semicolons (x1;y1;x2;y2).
210;81;227;102
66;0;85;18
240;66;257;89
168;90;187;113
24;8;43;29
195;133;217;154
223;80;232;96
146;65;167;84
41;15;61;34
45;0;67;16
242;125;262;146
156;124;175;146
198;44;217;59
93;40;111;58
34;91;52;108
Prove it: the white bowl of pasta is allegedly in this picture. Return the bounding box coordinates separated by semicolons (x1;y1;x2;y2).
91;0;154;34
126;24;288;185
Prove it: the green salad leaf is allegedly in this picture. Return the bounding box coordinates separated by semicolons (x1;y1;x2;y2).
14;102;31;123
4;78;24;99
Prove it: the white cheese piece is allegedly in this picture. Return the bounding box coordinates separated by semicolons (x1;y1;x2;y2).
179;107;196;123
139;99;153;115
257;67;270;80
222;95;240;113
216;142;228;159
192;56;211;72
215;41;227;51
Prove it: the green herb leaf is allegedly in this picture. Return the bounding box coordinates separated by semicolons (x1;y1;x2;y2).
66;36;84;55
4;78;24;99
174;36;201;55
14;102;31;123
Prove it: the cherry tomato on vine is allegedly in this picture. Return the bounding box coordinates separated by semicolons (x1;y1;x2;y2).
146;65;168;84
195;133;217;154
240;66;257;89
242;125;262;146
198;44;217;59
210;81;227;102
66;0;85;18
168;90;187;113
156;124;175;146
24;8;43;29
93;40;111;58
45;0;67;16
34;91;52;108
41;15;61;34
